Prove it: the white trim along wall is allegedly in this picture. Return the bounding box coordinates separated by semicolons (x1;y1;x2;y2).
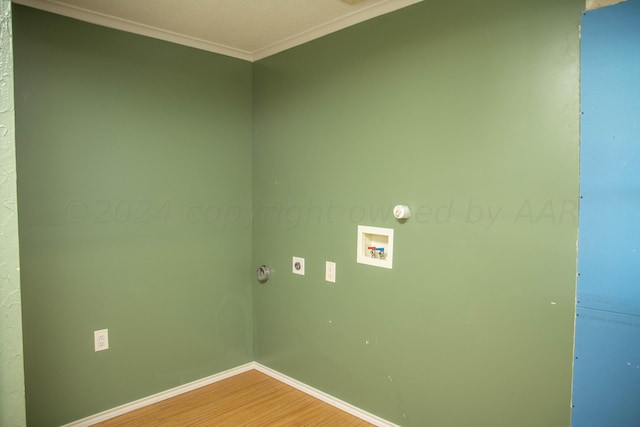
62;362;400;427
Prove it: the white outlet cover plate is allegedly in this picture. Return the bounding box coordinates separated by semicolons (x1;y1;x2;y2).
326;261;336;282
292;256;305;275
94;329;109;352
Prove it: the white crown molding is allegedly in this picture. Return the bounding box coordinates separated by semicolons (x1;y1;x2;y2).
61;361;398;426
12;0;423;62
11;0;254;61
252;0;423;61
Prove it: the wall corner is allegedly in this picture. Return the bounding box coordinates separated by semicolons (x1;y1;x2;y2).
0;0;27;425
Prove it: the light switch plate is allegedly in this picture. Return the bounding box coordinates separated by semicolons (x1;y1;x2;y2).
326;261;336;283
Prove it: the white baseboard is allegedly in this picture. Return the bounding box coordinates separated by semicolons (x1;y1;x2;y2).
253;362;399;427
64;361;398;427
62;362;256;427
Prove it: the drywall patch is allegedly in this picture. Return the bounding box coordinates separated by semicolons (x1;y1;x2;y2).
586;0;627;10
0;0;27;425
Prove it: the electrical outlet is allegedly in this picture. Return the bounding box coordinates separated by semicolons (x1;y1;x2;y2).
292;256;305;275
94;329;109;352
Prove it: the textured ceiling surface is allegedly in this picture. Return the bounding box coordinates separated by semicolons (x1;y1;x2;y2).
13;0;423;60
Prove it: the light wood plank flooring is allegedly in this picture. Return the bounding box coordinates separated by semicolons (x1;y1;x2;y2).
93;370;374;426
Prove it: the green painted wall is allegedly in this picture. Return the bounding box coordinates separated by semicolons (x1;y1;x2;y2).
12;0;583;425
0;1;27;426
252;0;581;425
12;5;253;426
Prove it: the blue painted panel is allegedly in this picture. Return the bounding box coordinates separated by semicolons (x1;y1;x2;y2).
575;1;640;426
578;0;640;316
573;308;640;427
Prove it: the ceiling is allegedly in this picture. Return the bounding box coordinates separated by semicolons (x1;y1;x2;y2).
586;0;626;9
13;0;423;61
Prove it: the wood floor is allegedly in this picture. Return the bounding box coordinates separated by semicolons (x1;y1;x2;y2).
93;370;374;426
